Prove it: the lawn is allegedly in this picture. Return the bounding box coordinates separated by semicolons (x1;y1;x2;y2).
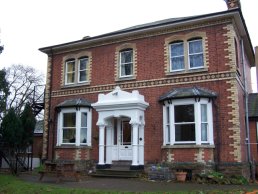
0;174;254;194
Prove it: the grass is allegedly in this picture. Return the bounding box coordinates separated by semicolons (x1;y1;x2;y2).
0;174;254;194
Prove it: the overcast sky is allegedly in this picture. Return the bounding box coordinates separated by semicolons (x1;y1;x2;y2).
0;0;257;90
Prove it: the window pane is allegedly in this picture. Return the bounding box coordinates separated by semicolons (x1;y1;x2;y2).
81;112;87;127
63;113;76;127
171;42;184;56
201;123;208;141
175;124;195;141
63;128;76;143
125;63;132;75
171;57;184;70
79;58;88;70
67;72;75;83
166;106;170;123
121;50;133;63
67;61;75;72
167;125;170;143
79;71;87;82
189;40;202;54
201;104;207;122
189;54;203;68
170;42;184;71
80;127;87;143
174;105;194;122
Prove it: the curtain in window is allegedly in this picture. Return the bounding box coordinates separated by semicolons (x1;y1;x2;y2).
66;61;75;83
170;42;184;71
80;112;87;143
120;50;133;76
201;104;208;141
79;58;88;82
63;113;76;143
189;39;204;68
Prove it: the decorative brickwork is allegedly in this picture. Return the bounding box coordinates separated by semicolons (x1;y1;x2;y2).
51;71;236;98
223;24;237;72
42;56;52;159
226;79;241;162
195;148;205;163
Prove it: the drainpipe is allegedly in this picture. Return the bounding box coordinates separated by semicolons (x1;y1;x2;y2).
241;39;253;179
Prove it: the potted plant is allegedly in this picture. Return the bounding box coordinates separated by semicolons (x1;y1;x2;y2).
175;170;187;182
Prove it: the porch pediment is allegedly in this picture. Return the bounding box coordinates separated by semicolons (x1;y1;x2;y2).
92;86;149;111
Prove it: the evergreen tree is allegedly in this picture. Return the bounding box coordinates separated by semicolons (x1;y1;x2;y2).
0;108;23;148
20;103;36;148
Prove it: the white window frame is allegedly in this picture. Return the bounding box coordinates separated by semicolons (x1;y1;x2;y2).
188;39;204;70
57;107;92;146
65;60;76;85
163;98;214;145
119;49;133;78
169;42;185;72
78;57;89;83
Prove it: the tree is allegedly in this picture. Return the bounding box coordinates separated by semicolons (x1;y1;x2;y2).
5;64;45;117
20;103;36;149
0;69;9;117
0;108;23;149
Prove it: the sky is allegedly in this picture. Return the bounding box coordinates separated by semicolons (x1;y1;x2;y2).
0;0;257;91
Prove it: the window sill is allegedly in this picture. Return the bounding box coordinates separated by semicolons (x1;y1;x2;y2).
161;144;215;149
55;145;92;149
61;82;91;89
165;67;208;76
115;76;136;82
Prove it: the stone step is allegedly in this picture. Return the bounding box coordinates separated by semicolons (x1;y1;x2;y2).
92;167;143;178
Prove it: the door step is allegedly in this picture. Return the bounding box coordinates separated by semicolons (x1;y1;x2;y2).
92;161;143;178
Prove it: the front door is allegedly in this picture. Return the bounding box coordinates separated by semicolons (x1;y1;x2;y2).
118;120;132;160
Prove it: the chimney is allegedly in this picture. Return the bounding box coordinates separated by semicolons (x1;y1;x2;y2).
224;0;241;9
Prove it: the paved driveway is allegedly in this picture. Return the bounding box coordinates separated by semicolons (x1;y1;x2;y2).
19;173;258;193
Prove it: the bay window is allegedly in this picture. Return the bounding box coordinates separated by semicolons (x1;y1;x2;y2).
57;107;92;146
163;98;214;145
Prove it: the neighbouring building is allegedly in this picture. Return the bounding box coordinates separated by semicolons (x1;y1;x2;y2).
39;0;256;178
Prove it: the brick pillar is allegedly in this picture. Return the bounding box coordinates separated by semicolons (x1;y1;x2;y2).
224;0;241;9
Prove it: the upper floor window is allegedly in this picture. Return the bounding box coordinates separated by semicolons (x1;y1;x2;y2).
165;33;207;74
78;57;89;83
65;59;76;84
120;49;133;77
115;43;137;81
62;51;92;86
170;41;184;71
188;38;204;69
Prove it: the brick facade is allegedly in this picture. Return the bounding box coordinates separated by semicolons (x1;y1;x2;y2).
40;9;254;177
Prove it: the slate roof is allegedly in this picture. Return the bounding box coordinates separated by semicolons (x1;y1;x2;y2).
56;98;91;108
248;93;258;118
159;87;217;102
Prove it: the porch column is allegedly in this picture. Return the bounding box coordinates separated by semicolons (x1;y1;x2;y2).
106;121;113;165
139;123;144;165
131;122;140;166
98;124;106;165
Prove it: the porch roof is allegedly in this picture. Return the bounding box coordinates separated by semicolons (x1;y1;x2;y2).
159;87;217;102
56;98;91;109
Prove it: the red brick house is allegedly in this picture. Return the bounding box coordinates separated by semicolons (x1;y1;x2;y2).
39;0;255;178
